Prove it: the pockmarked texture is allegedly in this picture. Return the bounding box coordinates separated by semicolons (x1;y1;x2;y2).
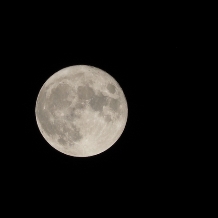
35;65;128;157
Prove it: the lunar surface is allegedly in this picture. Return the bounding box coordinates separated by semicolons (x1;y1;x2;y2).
35;65;128;157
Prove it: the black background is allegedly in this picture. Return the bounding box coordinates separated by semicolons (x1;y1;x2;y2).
3;3;216;215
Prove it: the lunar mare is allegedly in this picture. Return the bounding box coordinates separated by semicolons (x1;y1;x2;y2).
35;65;128;157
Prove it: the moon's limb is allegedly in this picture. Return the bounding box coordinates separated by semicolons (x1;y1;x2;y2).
35;65;128;157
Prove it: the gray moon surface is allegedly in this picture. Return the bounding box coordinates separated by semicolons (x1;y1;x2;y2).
35;65;128;157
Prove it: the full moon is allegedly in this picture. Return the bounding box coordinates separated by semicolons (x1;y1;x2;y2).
35;65;128;157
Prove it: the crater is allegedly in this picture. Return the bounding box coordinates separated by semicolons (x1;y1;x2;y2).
107;83;116;94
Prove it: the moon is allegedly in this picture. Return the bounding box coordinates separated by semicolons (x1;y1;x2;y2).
35;65;128;157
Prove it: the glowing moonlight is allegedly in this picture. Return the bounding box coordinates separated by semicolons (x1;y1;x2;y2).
35;65;128;157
